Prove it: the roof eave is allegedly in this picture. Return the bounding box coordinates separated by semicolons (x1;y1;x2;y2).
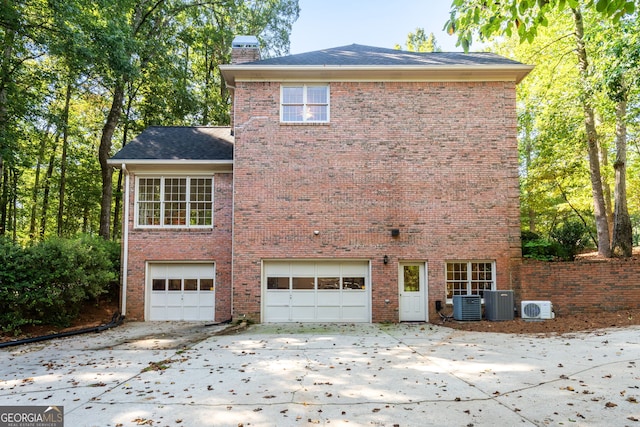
219;64;535;85
107;159;234;168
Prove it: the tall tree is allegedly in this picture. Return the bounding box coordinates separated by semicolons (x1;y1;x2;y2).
572;7;611;256
0;0;300;242
446;0;638;257
598;17;640;256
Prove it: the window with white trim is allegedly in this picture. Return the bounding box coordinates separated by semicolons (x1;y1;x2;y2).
281;84;329;123
445;261;495;302
136;176;213;227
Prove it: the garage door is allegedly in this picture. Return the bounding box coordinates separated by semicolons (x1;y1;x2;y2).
263;261;370;322
148;263;215;321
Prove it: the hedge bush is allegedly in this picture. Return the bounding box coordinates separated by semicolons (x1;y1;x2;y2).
522;220;591;262
0;235;119;335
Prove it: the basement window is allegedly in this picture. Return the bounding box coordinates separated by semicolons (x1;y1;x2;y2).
281;84;329;123
445;261;495;303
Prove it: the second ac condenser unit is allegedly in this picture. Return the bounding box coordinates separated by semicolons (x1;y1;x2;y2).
484;290;514;321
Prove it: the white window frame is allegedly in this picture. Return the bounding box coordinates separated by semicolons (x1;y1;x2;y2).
135;176;214;228
280;84;330;123
445;260;496;304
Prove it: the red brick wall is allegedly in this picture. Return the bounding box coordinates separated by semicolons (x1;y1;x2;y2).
123;171;233;321
517;259;640;315
232;80;522;322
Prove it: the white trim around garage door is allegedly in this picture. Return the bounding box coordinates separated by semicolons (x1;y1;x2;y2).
262;260;371;323
146;262;216;321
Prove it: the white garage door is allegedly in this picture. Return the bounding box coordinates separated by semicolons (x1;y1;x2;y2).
148;263;215;321
263;261;370;322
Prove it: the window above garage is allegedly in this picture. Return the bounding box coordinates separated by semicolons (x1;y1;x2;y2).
280;84;329;123
136;176;213;228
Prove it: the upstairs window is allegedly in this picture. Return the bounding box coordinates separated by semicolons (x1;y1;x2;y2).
136;176;213;228
281;84;329;123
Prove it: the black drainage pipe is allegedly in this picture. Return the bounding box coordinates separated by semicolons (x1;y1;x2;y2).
0;312;125;349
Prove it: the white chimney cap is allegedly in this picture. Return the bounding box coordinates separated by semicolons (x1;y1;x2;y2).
232;35;259;48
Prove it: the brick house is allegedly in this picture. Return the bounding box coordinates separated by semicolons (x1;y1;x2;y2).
109;37;532;323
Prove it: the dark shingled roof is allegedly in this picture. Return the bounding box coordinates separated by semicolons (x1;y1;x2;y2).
244;44;523;67
110;126;233;161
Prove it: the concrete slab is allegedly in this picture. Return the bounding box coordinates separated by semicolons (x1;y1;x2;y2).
1;322;639;426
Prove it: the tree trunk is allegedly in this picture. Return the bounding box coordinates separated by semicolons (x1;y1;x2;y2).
599;138;613;237
10;167;18;241
611;93;632;256
99;80;125;239
572;8;611;257
1;167;7;236
40;140;58;239
523;116;536;232
0;27;15;236
112;88;135;240
57;83;72;236
29;125;51;240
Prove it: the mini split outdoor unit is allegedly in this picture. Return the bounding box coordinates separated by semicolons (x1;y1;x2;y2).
521;301;555;320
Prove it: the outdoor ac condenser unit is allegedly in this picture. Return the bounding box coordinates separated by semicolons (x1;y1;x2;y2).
521;301;555;320
453;295;482;321
484;290;514;321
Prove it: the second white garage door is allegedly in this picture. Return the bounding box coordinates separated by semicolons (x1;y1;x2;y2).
263;261;370;322
148;263;215;321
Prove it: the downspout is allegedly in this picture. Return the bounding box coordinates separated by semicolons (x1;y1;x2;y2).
228;83;236;320
121;163;129;316
230;89;235;321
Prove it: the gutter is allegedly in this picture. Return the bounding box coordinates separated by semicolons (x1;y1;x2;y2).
0;312;124;349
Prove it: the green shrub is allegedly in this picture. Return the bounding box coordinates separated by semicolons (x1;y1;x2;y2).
550;219;589;261
522;220;590;262
0;237;33;333
0;235;119;335
521;231;561;261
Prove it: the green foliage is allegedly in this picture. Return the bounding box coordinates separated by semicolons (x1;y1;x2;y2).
550;219;590;260
522;230;561;261
394;28;442;52
1;0;300;240
446;0;637;51
522;218;591;261
0;235;119;335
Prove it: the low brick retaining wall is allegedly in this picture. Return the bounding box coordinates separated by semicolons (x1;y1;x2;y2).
517;258;640;315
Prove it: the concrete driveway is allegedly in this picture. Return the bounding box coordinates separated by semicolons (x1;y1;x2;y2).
1;321;639;427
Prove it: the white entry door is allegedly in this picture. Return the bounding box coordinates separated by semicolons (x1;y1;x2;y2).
398;262;427;321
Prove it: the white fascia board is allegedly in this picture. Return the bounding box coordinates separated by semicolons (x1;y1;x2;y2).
107;159;233;168
219;64;535;85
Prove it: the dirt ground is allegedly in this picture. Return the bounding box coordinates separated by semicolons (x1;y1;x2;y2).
0;299;121;343
2;298;640;344
438;308;640;335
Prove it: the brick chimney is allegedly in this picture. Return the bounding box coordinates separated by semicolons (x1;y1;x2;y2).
231;35;260;64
